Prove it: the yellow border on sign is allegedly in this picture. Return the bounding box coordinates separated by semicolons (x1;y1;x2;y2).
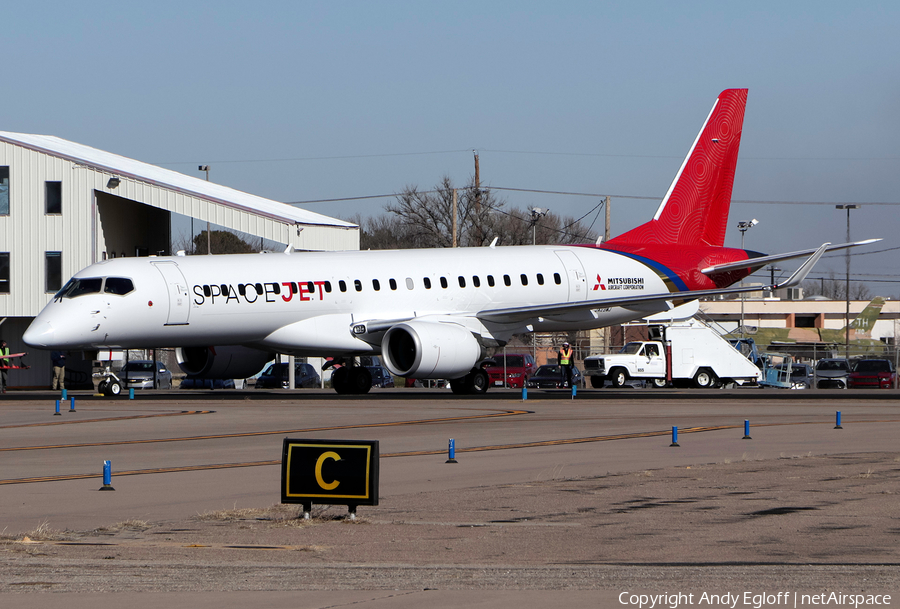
284;443;372;500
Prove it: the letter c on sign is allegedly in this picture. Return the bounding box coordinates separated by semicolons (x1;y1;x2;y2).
315;451;341;490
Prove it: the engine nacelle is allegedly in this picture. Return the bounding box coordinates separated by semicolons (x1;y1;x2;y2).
382;321;483;379
176;346;274;379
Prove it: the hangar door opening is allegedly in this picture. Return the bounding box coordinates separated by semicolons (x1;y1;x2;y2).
96;191;171;259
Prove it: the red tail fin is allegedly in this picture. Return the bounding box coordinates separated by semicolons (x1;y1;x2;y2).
608;89;747;247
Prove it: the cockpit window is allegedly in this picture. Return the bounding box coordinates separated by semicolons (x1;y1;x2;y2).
56;277;102;299
56;276;134;299
104;277;134;295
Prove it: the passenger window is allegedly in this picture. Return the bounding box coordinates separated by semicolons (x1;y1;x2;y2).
204;285;212;297
389;278;397;290
104;277;134;295
372;279;381;291
271;283;281;295
405;278;414;290
458;276;466;288
554;273;562;285
503;274;511;287
423;277;432;289
306;281;314;293
487;275;495;287
289;282;298;294
354;279;362;292
324;281;332;293
520;274;528;286
440;277;448;289
536;273;544;285
472;276;481;288
339;280;347;292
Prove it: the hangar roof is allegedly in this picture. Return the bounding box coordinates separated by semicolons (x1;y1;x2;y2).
0;131;357;229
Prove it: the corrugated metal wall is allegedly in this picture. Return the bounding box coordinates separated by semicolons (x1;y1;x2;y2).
0;140;359;319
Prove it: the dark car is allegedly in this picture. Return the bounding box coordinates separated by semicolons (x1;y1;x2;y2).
483;353;537;388
179;377;236;389
814;358;850;389
367;366;395;388
526;364;582;389
778;363;813;390
118;360;172;390
255;362;321;389
848;359;896;389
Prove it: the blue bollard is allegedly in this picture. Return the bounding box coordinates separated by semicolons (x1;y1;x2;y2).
743;419;751;440
835;411;843;429
129;387;135;400
571;384;577;399
54;399;61;416
670;426;680;447
99;460;115;491
69;396;76;413
446;438;458;463
61;388;67;400
522;385;527;401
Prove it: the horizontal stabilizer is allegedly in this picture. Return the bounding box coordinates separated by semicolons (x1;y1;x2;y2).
701;239;881;276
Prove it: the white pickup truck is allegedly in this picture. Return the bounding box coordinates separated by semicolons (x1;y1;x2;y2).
583;318;761;389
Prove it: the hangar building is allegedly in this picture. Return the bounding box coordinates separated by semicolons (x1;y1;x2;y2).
0;131;359;388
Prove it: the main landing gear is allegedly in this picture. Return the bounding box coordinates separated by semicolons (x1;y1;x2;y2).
326;359;372;395
449;368;489;395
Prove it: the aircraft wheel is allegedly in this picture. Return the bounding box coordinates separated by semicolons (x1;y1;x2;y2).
693;369;717;389
468;369;489;394
98;380;108;394
609;368;628;388
331;367;350;394
107;381;122;396
449;378;468;394
651;378;668;388
348;367;372;394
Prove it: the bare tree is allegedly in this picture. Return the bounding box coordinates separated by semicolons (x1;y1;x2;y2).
366;176;599;250
803;271;872;301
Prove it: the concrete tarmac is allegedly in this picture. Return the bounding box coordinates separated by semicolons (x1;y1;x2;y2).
1;388;898;607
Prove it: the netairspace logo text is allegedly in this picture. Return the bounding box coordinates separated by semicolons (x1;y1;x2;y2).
618;591;892;609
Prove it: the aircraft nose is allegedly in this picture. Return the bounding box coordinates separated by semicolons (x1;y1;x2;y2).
23;320;54;348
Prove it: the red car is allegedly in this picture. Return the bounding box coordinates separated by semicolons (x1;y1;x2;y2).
848;359;897;389
483;353;536;389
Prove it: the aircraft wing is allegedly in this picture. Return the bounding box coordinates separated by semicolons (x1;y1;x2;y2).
700;239;880;277
478;243;830;324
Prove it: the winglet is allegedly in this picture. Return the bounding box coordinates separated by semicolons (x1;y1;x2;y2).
774;242;829;289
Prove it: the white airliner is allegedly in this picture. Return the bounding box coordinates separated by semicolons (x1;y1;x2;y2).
23;89;877;394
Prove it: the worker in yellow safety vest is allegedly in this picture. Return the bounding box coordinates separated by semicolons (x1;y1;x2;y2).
558;341;574;387
0;339;9;393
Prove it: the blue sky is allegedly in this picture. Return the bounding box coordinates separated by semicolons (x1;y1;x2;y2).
5;1;899;291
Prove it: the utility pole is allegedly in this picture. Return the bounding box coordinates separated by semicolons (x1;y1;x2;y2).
604;196;611;242
473;151;482;246
451;189;458;248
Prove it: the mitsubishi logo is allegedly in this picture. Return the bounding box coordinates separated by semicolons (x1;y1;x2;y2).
593;275;606;291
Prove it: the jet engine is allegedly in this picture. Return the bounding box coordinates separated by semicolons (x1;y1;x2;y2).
176;346;274;379
382;321;483;379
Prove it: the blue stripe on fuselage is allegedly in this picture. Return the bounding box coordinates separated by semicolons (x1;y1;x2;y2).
603;249;689;292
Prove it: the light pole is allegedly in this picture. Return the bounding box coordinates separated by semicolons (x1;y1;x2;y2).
737;219;759;337
836;204;860;359
530;207;549;245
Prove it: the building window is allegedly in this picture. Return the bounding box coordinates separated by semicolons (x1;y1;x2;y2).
46;181;62;214
0;253;8;293
46;252;62;293
0;167;8;215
